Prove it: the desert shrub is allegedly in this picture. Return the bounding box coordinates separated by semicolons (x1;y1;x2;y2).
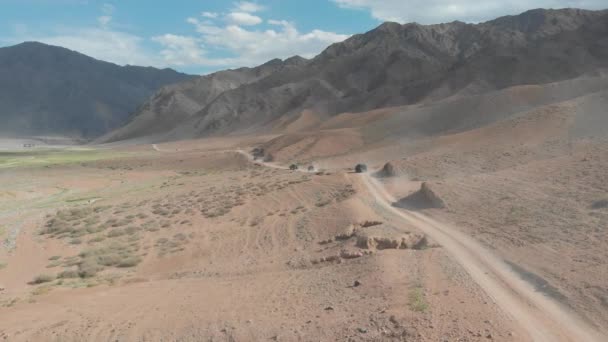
93;205;111;213
125;226;139;235
70;238;82;245
77;242;140;277
78;259;102;278
46;260;62;268
31;274;55;284
107;229;126;238
173;233;187;241
127;235;140;242
32;285;53;296
97;253;123;266
70;228;87;238
40;218;71;235
84;216;100;225
57;270;79;279
409;287;428;312
111;219;132;227
117;257;141;268
48;255;61;261
315;199;331;207
88;235;106;244
85;225;105;234
62;257;81;267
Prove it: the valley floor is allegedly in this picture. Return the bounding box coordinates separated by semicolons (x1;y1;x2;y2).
0;132;606;341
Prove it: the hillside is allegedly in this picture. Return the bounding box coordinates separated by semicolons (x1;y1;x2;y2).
102;8;608;142
0;42;192;138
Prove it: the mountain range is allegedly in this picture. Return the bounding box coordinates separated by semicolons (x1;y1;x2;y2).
100;8;608;142
0;42;192;137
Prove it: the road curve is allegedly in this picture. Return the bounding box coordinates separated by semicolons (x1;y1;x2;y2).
359;174;604;342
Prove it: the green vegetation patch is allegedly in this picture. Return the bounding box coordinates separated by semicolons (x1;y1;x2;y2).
408;287;429;313
0;148;129;169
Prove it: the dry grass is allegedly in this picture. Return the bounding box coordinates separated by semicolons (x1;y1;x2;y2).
76;241;141;278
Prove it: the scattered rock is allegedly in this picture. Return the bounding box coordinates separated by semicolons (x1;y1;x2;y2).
353;280;361;287
340;249;363;259
356;233;426;250
335;224;357;240
360;220;383;228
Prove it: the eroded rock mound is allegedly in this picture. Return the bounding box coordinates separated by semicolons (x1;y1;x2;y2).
394;182;446;210
311;221;436;265
356;228;427;250
375;162;396;178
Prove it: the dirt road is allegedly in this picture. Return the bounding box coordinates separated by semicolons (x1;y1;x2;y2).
359;174;604;342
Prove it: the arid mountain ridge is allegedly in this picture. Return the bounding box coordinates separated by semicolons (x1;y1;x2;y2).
0;42;193;138
101;8;608;143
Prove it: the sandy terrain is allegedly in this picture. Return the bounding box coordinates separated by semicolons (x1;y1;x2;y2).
0;140;522;341
1;80;607;341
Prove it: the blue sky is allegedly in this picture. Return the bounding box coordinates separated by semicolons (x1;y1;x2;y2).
1;0;606;74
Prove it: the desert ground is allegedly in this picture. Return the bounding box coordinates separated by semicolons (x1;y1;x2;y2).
1;81;607;341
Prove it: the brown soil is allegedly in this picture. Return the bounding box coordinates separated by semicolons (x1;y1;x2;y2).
1;79;607;341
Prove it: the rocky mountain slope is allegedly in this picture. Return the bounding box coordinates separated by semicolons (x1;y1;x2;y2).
102;57;307;142
0;42;192;138
102;8;608;143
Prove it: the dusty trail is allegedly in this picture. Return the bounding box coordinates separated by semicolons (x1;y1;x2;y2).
151;144;288;170
359;174;604;342
234;149;288;170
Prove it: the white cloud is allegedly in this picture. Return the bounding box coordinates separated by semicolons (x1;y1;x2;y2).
4;1;350;73
181;17;349;68
101;3;115;15
7;3;160;68
152;33;236;67
97;15;112;27
202;11;218;18
226;12;263;26
331;0;608;24
98;3;114;28
233;1;264;13
32;28;160;66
